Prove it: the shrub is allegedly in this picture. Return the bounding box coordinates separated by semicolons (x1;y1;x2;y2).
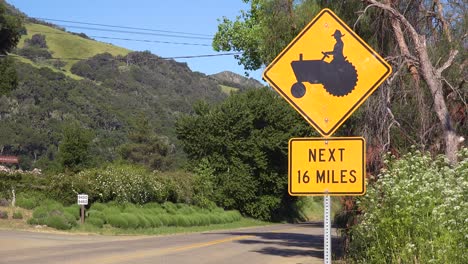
45;172;93;205
187;215;201;226
159;171;194;204
16;192;47;210
162;202;177;214
27;218;39;225
87;217;105;228
135;214;150;229
46;215;71;230
87;210;105;220
102;206;121;216
42;200;64;212
146;215;162;228
349;148;468;264
121;213;139;229
0;198;9;207
13;211;23;219
197;214;211;226
177;205;195;215
106;214;128;229
64;205;80;220
142;202;162;209
175;215;190;227
208;214;222;225
158;214;171;226
75;164;168;205
225;210;242;222
32;206;49;219
164;215;178;226
0;210;8;219
90;202;107;211
64;212;77;227
16;197;35;209
25;34;48;48
16;46;52;61
0;173;48;200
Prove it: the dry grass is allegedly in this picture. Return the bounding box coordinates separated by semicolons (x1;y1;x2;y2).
0;206;35;230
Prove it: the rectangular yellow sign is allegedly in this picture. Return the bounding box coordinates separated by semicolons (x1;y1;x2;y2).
289;137;366;196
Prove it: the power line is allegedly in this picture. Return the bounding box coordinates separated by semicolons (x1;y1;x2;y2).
5;52;242;61
28;30;212;47
164;53;241;59
53;24;213;40
34;17;213;37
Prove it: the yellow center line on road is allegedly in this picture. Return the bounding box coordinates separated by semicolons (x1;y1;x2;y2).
85;226;302;264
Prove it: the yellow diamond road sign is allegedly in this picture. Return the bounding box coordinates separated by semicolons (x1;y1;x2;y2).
289;137;366;196
263;9;392;136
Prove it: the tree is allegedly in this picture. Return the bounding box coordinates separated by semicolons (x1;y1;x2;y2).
24;34;48;48
0;57;18;95
0;1;22;54
213;0;320;71
359;0;465;163
0;1;22;95
57;122;94;173
214;0;466;164
176;88;315;220
118;114;174;171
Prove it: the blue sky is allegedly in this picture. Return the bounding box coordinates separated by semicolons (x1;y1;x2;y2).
7;0;265;82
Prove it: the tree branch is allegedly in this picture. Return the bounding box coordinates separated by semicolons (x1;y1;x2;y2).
436;49;459;77
434;0;452;42
363;0;421;44
353;4;378;31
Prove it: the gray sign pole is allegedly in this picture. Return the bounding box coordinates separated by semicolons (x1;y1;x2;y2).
324;194;331;264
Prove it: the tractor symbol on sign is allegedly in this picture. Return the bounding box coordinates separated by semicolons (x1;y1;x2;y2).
290;29;358;98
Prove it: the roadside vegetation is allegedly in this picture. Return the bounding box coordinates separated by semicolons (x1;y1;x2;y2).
24;199;247;232
0;2;466;262
0;163;271;234
345;148;467;263
0;200;266;235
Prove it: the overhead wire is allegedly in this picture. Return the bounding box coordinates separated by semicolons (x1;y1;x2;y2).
3;52;242;61
27;30;212;47
54;24;213;40
17;17;243;61
33;17;213;37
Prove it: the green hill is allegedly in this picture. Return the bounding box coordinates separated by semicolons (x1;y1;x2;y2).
18;23;129;71
2;18;264;171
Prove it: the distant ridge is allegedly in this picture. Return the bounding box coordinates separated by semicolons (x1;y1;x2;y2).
210;71;264;90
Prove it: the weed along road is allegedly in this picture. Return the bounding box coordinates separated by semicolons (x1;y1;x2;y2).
0;223;341;264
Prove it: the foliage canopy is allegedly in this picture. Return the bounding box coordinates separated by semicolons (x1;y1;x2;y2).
177;88;316;220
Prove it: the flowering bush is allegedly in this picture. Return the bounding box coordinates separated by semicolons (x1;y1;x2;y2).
73;164;170;204
348;148;467;263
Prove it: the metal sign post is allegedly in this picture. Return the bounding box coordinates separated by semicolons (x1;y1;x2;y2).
324;194;331;264
77;194;88;224
262;7;391;264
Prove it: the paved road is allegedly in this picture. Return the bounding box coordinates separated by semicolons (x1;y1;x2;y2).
0;223;341;264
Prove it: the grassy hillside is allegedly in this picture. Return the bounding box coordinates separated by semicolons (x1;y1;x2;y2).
18;23;130;71
220;84;239;95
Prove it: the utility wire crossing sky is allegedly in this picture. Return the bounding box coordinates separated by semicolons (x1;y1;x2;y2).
8;0;264;81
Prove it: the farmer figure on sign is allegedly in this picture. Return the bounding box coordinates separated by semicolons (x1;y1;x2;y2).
322;29;345;63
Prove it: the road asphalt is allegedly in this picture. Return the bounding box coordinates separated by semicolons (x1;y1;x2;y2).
0;222;342;264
